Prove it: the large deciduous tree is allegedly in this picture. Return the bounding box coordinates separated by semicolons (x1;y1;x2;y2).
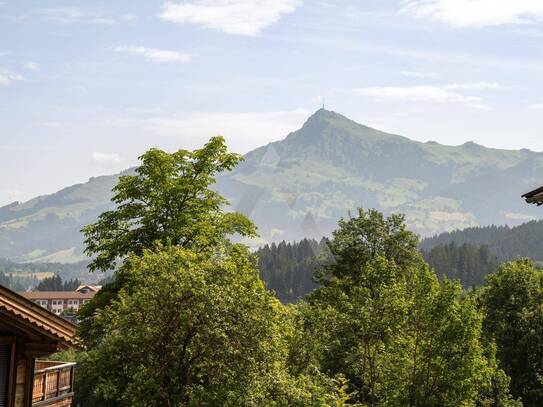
78;137;257;344
76;246;343;407
82;136;256;273
76;139;350;406
294;209;519;406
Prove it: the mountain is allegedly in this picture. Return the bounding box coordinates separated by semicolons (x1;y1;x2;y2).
1;109;542;263
217;109;543;241
0;174;120;262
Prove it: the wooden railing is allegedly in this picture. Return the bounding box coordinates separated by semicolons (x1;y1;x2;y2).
32;361;76;406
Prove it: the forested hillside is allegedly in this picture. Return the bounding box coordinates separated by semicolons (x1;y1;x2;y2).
422;242;500;287
258;235;517;299
421;220;543;260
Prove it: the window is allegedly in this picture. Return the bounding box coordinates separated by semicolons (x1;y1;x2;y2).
52;300;64;306
67;300;79;308
34;300;48;307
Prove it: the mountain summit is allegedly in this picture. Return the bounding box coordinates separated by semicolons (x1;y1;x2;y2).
1;109;542;262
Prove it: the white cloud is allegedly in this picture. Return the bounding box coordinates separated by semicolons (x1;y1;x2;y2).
112;46;191;63
116;109;311;153
529;103;543;110
159;0;302;36
24;61;40;71
402;0;543;28
354;83;499;109
92;152;122;164
0;69;23;86
36;8;117;24
401;71;439;78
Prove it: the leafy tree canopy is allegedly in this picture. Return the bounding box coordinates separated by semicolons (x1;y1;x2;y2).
76;246;343;407
79;138;257;341
82;136;256;273
315;209;423;285
299;209;519;407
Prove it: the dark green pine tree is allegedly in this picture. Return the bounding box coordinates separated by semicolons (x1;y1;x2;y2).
256;238;328;302
35;275;81;291
423;242;499;288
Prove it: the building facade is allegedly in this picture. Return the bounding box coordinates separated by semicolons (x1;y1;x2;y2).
19;292;96;316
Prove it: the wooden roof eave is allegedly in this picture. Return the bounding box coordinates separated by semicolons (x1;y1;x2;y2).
0;286;78;348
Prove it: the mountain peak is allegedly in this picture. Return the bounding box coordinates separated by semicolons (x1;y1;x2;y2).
304;108;337;124
301;108;368;132
290;108;401;146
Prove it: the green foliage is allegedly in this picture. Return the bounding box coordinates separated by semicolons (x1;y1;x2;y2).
480;259;543;406
46;348;78;363
82;136;256;273
76;140;352;406
73;139;525;406
257;232;504;302
79;138;257;343
314;209;423;284
75;246;340;407
297;209;516;406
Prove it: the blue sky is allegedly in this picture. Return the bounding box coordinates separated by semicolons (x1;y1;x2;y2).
2;0;543;206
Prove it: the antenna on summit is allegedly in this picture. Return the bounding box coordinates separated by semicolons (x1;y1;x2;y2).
322;97;325;110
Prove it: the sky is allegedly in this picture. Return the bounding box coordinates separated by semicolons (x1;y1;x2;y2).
2;0;543;206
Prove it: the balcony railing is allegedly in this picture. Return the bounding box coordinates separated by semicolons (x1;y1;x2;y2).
32;360;76;406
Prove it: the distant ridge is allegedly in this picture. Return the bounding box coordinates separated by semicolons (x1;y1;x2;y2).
1;109;542;263
421;220;543;261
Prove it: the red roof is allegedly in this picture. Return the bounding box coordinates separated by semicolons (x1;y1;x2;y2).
18;291;95;300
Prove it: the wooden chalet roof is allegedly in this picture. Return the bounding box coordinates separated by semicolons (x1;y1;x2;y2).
522;185;543;206
0;285;78;347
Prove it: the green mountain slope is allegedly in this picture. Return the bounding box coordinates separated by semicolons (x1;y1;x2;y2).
217;109;542;243
0;174;120;262
1;109;542;262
